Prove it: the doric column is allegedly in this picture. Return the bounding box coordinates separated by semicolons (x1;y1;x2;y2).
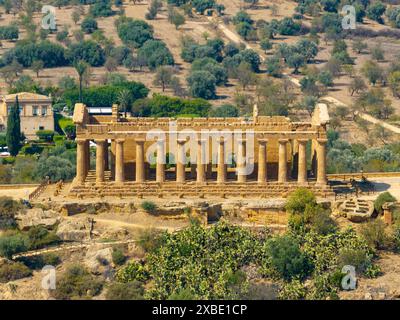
207;137;213;179
156;138;165;183
258;140;267;183
76;139;86;184
237;138;246;182
85;140;90;175
297;139;308;184
104;140;109;171
278;139;289;183
115;139;125;183
136;139;145;183
95;139;105;183
316;138;328;185
197;139;206;183
217;137;226;184
176;139;186;183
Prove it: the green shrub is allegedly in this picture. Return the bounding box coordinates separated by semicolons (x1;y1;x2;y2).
81;16;98;34
0;262;32;283
286;188;329;233
364;264;382;278
27;226;60;250
106;281;144;300
36;130;55;142
136;228;163;253
266;235;313;281
0;197;22;217
168;288;198;300
0;165;12;184
278;279;307;300
141;201;157;214
286;188;317;215
18;253;61;270
0;25;19;40
62;81;149;109
53;135;66;145
310;210;337;235
53;265;104;300
337;248;372;274
374;192;397;214
116;260;149;283
133;222;263;300
2;157;15;165
360;219;390;250
0;234;28;259
20;144;44;155
112;248;126;266
0;196;22;230
131;94;211;117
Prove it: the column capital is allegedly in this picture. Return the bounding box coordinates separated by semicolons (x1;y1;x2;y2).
177;138;188;144
116;138;125;144
258;139;268;144
218;136;226;144
297;139;309;144
135;138;146;144
76;138;87;144
278;139;289;144
95;139;106;145
317;138;328;144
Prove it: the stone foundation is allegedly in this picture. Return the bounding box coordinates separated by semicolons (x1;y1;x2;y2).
69;176;335;200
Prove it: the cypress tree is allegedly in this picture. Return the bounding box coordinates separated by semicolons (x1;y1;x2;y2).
6;96;21;156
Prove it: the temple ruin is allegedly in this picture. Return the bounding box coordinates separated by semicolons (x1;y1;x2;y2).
69;103;334;199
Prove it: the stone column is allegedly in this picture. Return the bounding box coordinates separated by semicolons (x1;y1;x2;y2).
115;139;125;183
156;138;165;183
136;139;145;183
207;137;213;179
237;138;246;183
278;139;289;183
104;140;109;171
197;139;206;183
297;139;308;184
383;205;393;225
217;137;226;184
176;139;186;183
76;139;86;184
316;138;328;185
85;140;90;175
95;140;105;184
110;151;115;180
258;140;267;183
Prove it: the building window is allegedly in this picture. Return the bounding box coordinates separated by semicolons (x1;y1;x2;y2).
41;106;47;116
32;106;38;116
39;126;44;130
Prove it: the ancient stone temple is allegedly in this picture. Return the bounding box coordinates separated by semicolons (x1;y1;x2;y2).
69;103;334;199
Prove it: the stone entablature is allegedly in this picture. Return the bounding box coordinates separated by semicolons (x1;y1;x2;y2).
71;103;331;199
